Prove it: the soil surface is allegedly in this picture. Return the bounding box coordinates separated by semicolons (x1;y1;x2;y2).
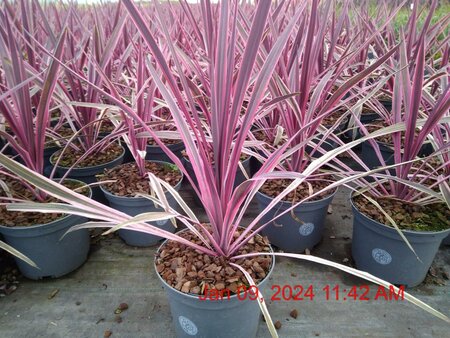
253;130;286;149
45;126;75;148
0;177;89;227
363;120;422;145
0;253;21;297
147;138;181;146
353;194;450;232
181;149;249;164
98;120;116;134
51;142;123;168
364;120;392;144
145;110;179;146
155;227;272;296
322;110;349;127
98;161;182;197
260;177;335;202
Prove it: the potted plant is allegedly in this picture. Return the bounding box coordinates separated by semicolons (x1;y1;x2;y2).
250;0;397;253
47;9;128;202
95;43;184;246
349;35;450;287
1;0;449;336
0;19;94;279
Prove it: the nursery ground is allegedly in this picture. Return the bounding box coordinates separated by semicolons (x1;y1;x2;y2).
0;185;449;338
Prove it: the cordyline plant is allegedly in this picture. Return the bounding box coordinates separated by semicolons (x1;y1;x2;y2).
95;40;177;177
338;32;450;255
0;0;448;333
47;4;128;173
250;0;400;176
360;0;449;98
0;8;66;199
355;34;450;202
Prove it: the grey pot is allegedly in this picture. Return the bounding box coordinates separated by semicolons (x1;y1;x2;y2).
145;142;185;163
50;145;125;203
255;189;336;253
361;140;433;172
0;180;92;280
351;194;450;287
361;140;395;171
154;231;275;338
442;235;450;246
100;161;183;247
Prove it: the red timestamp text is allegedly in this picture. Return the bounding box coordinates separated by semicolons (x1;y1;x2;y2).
198;284;405;302
271;284;405;302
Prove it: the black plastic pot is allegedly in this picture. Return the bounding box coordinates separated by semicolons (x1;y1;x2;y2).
351;194;450;287
100;161;183;247
255;189;336;253
361;139;434;171
379;98;392;112
155;230;275;338
345;113;381;140
0;180;92;280
145;142;185;163
50;145;125;203
307;119;349;155
361;140;395;169
43;146;60;177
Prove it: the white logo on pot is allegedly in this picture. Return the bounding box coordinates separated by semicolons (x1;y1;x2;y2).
156;219;167;226
299;223;314;236
178;316;198;336
372;248;392;265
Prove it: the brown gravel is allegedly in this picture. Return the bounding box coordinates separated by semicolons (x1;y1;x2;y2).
181;150;249;164
0;260;21;297
322;110;349;127
98;161;182;197
253;130;286;149
98;120;116;133
353;194;450;232
260;177;335;202
45;126;75;148
364;120;391;143
147;139;181;146
155;227;273;296
51;142;123;168
290;309;298;319
0;175;89;227
114;303;128;314
364;120;421;145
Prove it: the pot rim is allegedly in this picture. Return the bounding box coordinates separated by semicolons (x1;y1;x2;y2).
350;190;450;235
146;141;185;148
99;160;184;199
154;228;275;301
0;178;92;230
49;143;126;170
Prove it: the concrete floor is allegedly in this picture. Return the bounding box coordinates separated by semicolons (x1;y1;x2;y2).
0;185;449;338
